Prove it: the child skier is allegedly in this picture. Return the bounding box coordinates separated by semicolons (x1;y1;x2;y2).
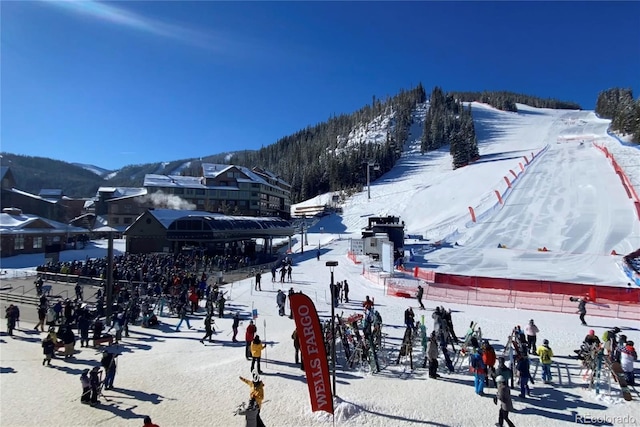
239;372;266;427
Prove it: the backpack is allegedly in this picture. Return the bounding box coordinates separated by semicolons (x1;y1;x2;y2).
471;354;479;369
602;330;609;343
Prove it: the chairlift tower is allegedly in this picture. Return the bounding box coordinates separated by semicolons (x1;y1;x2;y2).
367;160;380;200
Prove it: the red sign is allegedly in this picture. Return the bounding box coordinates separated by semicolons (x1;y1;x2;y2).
289;293;334;414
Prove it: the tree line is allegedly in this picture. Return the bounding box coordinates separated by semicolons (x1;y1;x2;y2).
449;90;581;112
421;87;480;169
595;88;640;143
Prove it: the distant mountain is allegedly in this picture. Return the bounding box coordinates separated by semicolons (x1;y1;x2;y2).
72;163;113;178
1;87;585;202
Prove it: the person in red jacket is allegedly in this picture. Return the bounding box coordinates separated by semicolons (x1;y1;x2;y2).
245;320;257;360
142;416;159;427
482;340;497;387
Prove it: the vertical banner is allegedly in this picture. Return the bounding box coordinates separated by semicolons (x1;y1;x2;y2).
289;293;334;414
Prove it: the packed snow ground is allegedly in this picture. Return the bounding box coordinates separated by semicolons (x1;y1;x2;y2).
2;103;640;426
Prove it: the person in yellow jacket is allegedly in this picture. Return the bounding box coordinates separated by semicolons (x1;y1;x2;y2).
536;339;554;384
239;373;266;426
250;335;267;374
239;372;265;408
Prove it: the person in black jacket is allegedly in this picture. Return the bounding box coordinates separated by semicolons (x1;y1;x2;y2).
89;366;102;406
42;335;55;366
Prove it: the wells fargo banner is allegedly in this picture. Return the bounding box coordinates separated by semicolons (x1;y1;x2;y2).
289;293;334;414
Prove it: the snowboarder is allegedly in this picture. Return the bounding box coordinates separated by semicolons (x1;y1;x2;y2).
493;375;515;427
416;285;425;310
536;339;554;383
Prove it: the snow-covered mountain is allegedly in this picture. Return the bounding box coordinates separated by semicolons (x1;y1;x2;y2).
71;163;113;178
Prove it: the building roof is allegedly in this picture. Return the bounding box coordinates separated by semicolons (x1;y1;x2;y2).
0;212;87;234
145;209;219;228
143;174;206;188
38;189;63;198
97;187;148;199
5;188;59;204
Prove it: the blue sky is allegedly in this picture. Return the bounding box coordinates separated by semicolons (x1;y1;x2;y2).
2;1;639;171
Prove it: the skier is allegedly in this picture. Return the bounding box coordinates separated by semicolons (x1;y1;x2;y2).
404;307;415;330
175;304;192;332
250;335;267;374
255;271;262;291
217;294;226;318
493;375;516;427
536;339;554;383
287;287;295;318
245;321;257;360
470;347;486;395
494;357;513;386
270;265;276;283
101;351;118;390
482;340;497;387
232;312;240;342
516;353;533;398
200;314;215;344
34;304;47;332
416;285;425;310
570;296;588;325
239;373;266;427
80;369;91;404
524;319;539;355
619;340;637;386
237;398;261;427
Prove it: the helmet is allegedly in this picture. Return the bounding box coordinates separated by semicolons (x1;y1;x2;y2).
588;329;595;335
543;339;549;345
496;375;506;383
252;371;261;383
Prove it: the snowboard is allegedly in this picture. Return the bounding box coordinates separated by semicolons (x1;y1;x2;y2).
607;360;632;401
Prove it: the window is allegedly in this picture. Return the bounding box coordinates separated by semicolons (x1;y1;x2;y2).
195;189;205;195
174;188;184;195
124;217;132;224
123;204;132;213
33;236;43;249
113;217;120;224
111;204;119;213
14;235;24;250
220;190;227;197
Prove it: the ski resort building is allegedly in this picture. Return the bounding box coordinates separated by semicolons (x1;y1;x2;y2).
143;164;292;219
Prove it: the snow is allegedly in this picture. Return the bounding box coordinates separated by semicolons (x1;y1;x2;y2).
2;104;640;427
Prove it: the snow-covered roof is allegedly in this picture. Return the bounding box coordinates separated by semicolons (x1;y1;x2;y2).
201;163;232;178
5;188;58;204
97;187;148;199
106;189;148;202
146;209;219;228
38;189;63;197
143;174;205;188
0;213;87;234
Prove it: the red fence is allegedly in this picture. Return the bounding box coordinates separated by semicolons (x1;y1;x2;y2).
593;142;640;221
433;272;640;304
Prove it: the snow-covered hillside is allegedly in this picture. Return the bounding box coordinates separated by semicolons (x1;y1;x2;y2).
72;163;113;178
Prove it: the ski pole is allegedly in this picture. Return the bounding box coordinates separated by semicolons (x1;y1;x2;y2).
264;319;267;369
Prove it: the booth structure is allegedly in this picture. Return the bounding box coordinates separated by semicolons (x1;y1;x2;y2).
124;208;296;256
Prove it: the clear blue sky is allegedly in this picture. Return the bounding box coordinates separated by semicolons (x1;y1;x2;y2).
2;1;639;171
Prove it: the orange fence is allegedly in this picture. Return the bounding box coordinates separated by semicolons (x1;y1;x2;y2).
378;268;640;320
593;142;640;221
347;250;361;264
